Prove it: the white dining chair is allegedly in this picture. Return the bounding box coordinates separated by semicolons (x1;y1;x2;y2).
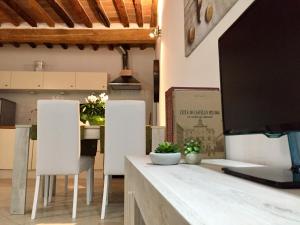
31;100;93;220
100;100;146;219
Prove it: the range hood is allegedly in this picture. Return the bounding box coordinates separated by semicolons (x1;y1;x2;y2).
109;47;141;90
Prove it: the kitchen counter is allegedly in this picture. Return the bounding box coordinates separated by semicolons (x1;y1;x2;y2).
125;156;300;225
0;125;15;129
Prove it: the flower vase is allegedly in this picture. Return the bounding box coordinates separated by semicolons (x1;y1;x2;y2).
87;115;105;125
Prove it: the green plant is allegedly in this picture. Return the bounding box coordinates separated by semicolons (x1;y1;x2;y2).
184;138;202;155
80;93;108;123
155;141;180;153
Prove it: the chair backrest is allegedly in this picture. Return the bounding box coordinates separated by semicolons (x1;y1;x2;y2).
36;100;80;175
104;100;146;175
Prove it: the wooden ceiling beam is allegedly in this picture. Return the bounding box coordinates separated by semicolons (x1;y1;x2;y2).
28;42;37;48
92;44;99;51
133;0;143;27
150;0;157;27
2;0;37;27
70;0;93;28
0;29;156;45
76;44;85;50
139;44;146;50
29;0;55;27
60;43;68;49
0;1;21;26
12;42;20;48
122;44;130;50
46;0;74;28
44;43;53;48
125;43;154;49
112;0;129;27
108;44;114;51
88;0;110;27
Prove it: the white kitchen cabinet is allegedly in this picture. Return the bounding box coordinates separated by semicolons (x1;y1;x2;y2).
0;71;108;91
11;71;43;89
0;71;11;89
0;129;37;170
76;72;107;90
0;129;15;169
43;72;76;90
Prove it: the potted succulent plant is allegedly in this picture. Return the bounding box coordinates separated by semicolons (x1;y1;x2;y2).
184;138;203;164
150;141;181;165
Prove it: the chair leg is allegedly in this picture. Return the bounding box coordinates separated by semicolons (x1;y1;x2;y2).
39;176;44;199
52;175;56;196
44;175;49;207
48;175;54;203
31;176;40;220
100;175;109;220
91;158;95;201
72;174;79;219
64;175;68;194
106;175;110;206
107;175;113;206
90;168;94;202
86;168;91;205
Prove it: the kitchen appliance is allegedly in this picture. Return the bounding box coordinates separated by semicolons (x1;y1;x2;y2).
109;46;141;90
0;98;16;125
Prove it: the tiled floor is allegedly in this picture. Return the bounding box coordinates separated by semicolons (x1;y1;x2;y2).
0;170;124;225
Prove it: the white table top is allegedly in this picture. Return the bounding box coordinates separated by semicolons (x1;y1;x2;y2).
201;158;265;167
126;156;300;225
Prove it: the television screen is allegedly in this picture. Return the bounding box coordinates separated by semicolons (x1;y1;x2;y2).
218;0;300;135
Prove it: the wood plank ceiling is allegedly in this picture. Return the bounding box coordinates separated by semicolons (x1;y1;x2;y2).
0;0;157;50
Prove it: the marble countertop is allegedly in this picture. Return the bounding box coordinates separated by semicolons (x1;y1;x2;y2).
127;156;300;225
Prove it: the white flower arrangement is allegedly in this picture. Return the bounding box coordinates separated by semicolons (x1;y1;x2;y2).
87;95;98;103
80;93;108;124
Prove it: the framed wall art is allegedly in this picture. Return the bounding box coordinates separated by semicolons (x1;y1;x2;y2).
184;0;239;56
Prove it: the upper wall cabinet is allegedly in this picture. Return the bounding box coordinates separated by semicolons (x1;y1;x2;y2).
11;71;43;89
44;72;75;90
0;71;108;91
0;71;11;89
76;72;107;90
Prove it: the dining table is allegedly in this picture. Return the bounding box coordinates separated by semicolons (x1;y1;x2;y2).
9;124;165;215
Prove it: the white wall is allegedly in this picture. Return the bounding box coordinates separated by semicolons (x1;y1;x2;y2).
158;0;291;168
0;45;155;124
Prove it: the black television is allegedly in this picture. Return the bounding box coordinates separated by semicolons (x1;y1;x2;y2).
218;0;300;188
